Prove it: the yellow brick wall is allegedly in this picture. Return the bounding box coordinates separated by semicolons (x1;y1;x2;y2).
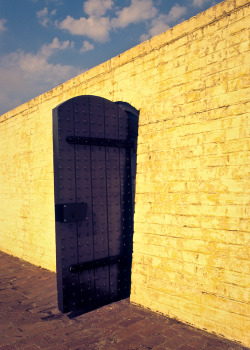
0;102;56;270
130;0;250;346
0;0;249;346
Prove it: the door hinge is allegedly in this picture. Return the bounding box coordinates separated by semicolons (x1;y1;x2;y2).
69;255;130;273
66;136;133;148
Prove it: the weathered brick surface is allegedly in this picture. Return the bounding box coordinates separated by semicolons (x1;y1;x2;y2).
0;0;249;346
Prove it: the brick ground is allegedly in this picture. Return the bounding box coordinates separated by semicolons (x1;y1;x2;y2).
0;251;248;350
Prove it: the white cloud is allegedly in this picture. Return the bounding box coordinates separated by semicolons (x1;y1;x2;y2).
0;19;7;33
140;4;187;41
37;7;57;27
57;0;114;42
112;0;158;29
40;37;74;57
84;0;114;17
192;0;210;7
37;7;49;26
140;15;170;41
80;40;94;53
1;50;76;81
0;38;81;115
166;4;187;23
58;15;111;42
57;0;158;42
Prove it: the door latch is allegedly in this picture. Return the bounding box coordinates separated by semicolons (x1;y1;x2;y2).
55;203;87;222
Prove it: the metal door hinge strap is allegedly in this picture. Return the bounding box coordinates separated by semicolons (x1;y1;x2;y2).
66;136;133;149
69;255;130;273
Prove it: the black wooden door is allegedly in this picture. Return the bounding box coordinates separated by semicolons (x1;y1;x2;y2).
53;96;138;313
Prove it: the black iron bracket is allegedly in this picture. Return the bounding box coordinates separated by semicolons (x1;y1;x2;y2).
69;255;130;273
66;136;133;149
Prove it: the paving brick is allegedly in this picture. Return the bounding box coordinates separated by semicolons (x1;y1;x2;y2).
0;252;249;350
178;345;201;350
0;345;19;350
163;335;190;349
142;334;168;348
116;333;144;349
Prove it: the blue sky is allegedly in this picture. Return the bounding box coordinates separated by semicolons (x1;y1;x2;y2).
0;0;220;115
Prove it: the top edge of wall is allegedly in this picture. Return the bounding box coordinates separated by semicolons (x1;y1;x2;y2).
0;0;248;121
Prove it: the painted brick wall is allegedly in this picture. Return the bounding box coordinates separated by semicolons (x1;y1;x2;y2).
130;1;250;346
0;0;249;346
0;101;56;269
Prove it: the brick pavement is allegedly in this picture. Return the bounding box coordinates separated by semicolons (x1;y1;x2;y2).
0;251;248;350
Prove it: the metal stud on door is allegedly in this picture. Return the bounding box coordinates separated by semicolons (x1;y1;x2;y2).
53;96;138;313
